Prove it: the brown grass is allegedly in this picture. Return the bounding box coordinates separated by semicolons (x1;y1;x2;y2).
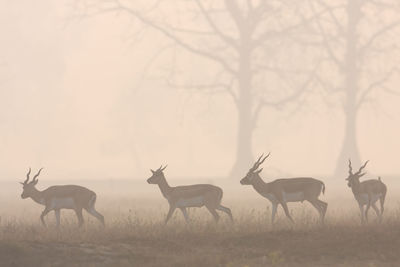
2;180;400;267
2;199;400;267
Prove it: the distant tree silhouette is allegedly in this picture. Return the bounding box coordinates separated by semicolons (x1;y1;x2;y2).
72;0;319;176
310;0;400;176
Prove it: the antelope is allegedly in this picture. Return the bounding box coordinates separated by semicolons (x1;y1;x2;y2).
20;168;105;227
240;153;327;224
147;165;233;224
346;160;387;224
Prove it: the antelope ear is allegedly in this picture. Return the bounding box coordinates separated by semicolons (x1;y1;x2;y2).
359;172;366;177
33;179;39;185
19;182;24;185
150;169;155;174
255;168;263;174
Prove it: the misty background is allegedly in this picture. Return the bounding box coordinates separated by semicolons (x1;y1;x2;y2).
0;0;399;182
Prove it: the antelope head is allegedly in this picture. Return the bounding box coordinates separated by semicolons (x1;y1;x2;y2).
240;153;270;185
20;168;43;199
346;160;368;187
147;165;168;184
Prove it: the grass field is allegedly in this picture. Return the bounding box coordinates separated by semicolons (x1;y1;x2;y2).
1;178;400;266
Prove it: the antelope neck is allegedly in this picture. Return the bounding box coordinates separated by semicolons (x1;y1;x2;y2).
349;179;362;194
29;186;45;205
157;175;172;199
251;175;270;195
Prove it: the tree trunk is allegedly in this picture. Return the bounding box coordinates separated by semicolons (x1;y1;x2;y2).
229;106;254;178
229;38;254;178
334;0;361;177
334;106;360;177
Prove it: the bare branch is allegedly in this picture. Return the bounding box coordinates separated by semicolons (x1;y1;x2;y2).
384;86;400;96
312;0;346;35
252;61;320;126
224;0;244;31
359;20;400;58
133;43;175;93
78;0;237;75
357;66;399;109
194;0;238;49
309;0;343;69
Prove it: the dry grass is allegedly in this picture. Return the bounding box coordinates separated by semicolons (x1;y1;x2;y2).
2;201;400;267
1;180;400;266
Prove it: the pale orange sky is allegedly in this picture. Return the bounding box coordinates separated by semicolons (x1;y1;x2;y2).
0;0;399;181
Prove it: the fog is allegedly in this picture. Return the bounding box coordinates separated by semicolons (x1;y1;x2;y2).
2;2;400;266
0;0;399;181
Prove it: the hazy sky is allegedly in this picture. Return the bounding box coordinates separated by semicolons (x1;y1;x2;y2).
0;0;399;181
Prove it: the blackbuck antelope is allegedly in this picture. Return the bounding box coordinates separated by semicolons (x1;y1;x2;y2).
240;153;327;223
147;165;233;224
20;168;105;227
346;160;387;224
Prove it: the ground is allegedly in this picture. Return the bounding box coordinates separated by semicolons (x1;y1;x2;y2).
2;211;400;266
1;179;399;266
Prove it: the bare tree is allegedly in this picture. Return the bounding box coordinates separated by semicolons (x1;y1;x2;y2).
309;0;400;176
71;0;319;176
